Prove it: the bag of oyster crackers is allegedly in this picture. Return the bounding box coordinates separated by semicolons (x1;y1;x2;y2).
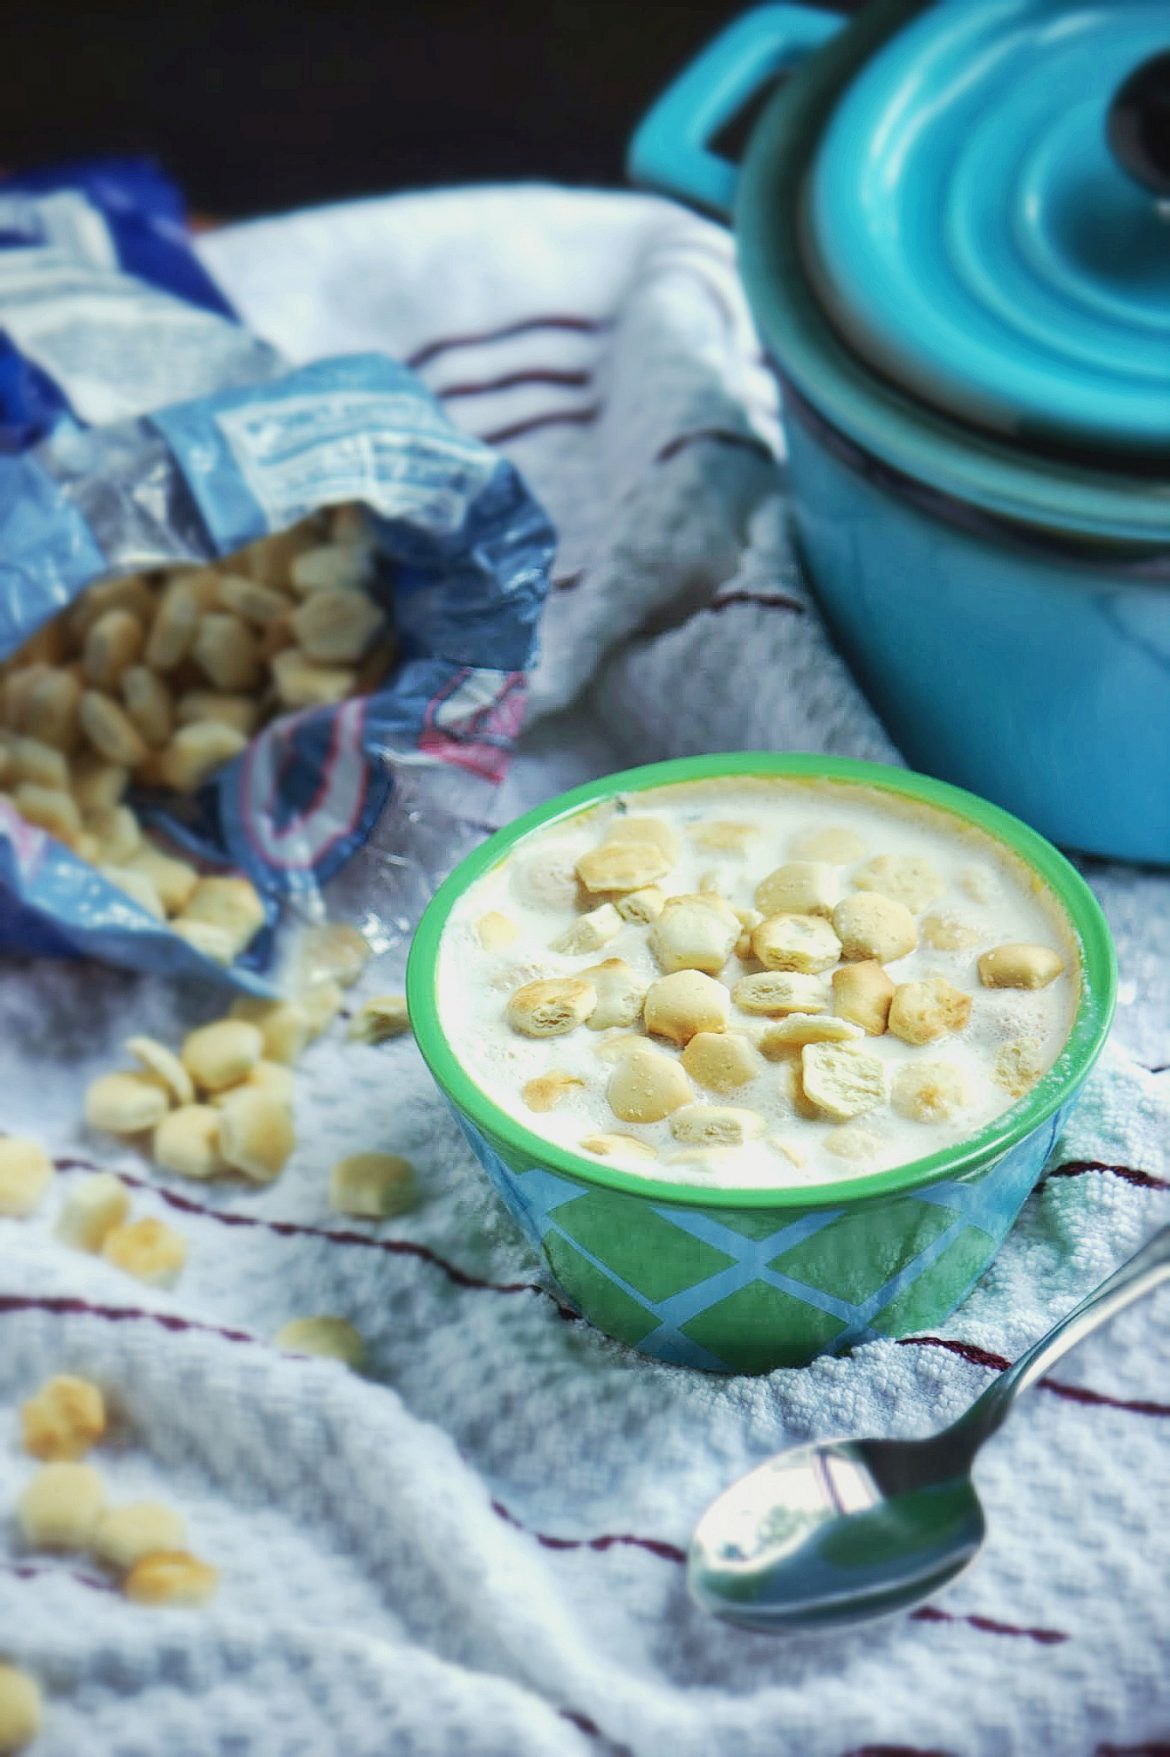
0;167;555;995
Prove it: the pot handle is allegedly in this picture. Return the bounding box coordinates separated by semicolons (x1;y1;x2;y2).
628;5;843;218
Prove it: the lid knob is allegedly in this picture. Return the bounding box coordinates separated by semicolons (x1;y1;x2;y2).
1107;50;1170;199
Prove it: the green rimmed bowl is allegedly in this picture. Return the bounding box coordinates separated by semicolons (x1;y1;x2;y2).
407;754;1116;1374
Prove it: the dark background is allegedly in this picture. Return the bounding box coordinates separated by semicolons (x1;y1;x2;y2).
3;0;853;219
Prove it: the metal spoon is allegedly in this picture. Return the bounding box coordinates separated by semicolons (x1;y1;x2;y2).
690;1225;1170;1633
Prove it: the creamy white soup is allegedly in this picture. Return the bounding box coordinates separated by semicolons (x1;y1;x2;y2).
436;778;1079;1189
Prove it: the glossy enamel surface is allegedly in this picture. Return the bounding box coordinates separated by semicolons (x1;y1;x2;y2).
805;1;1170;456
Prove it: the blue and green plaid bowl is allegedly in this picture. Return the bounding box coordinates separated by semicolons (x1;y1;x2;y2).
408;754;1116;1374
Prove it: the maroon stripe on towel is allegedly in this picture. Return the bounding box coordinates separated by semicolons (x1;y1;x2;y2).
491;1499;1082;1656
408;313;612;371
1098;1744;1170;1756
560;1710;603;1739
0;1558;118;1596
654;427;775;468
709;590;806;616
0;1293;258;1346
1043;1159;1170;1193
560;1707;633;1755
1038;1381;1170;1418
841;1747;954;1757
492;1498;685;1565
437;367;592;402
53;1158;581;1319
479;404;602;447
911;1605;1068;1644
900;1335;1170;1419
900;1335;1011;1372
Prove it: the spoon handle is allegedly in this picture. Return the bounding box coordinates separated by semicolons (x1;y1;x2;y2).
947;1224;1170;1462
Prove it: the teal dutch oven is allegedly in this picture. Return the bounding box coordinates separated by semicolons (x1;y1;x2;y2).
630;0;1170;863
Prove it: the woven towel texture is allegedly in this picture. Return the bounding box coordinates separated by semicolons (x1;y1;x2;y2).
0;187;1165;1757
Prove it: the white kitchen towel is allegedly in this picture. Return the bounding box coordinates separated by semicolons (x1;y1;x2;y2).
0;185;1166;1757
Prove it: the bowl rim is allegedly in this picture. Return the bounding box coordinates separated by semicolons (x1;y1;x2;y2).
406;752;1117;1211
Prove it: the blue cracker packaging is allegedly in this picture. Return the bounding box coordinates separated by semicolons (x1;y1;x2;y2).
0;158;281;450
0;360;554;992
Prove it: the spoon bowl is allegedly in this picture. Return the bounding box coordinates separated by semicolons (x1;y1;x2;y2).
689;1225;1170;1632
689;1436;985;1633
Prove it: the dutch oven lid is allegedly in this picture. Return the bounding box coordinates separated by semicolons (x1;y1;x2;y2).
802;0;1170;461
